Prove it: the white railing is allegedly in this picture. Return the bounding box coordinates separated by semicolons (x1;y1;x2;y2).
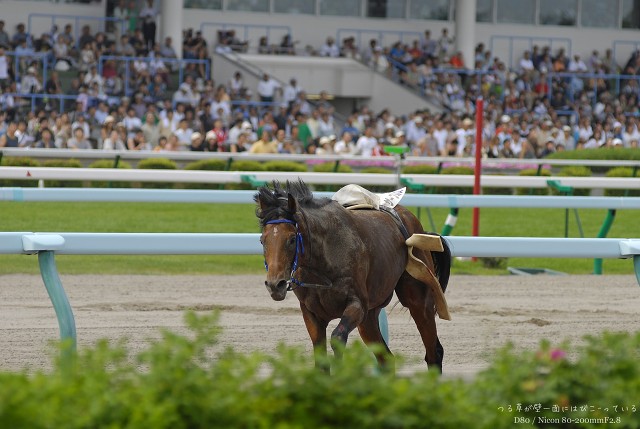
3;148;640;170
2;231;639;357
1;167;639;189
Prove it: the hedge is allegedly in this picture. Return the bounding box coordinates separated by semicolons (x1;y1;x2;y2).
42;159;83;188
312;162;353;192
183;159;228;190
1;312;638;429
435;166;474;195
137;158;177;189
516;168;551;196
0;157;40;187
360;166;396;193
604;167;640;197
88;159;133;188
553;166;592;197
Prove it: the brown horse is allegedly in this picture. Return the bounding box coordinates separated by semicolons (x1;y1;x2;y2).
255;180;451;372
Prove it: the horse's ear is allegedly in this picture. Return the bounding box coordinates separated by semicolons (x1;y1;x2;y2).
257;193;268;214
287;193;297;214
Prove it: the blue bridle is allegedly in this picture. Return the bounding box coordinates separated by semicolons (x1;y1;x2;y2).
263;219;305;289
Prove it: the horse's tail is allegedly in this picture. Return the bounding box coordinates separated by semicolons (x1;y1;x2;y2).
432;235;451;293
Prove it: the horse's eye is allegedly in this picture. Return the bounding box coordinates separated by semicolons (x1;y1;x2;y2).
287;236;296;247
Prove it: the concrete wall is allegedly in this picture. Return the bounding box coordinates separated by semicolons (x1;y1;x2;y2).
212;53;441;116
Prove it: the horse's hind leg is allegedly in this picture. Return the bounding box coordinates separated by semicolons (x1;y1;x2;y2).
357;308;394;372
395;273;444;373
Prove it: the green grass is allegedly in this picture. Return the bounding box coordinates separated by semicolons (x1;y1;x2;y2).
1;202;638;275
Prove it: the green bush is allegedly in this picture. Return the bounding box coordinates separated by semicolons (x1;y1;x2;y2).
604;167;640;197
88;159;133;188
516;168;551;196
312;162;353;192
552;166;592;197
183;159;228;190
0;157;40;187
226;160;266;190
263;160;308;172
483;173;513;195
402;164;439;175
42;159;84;188
137;158;177;189
360;167;395;193
2;312;640;428
435;166;474;195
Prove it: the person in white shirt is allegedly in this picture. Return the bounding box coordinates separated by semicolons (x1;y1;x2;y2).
319;36;340;57
519;51;534;75
333;131;356;154
122;107;142;138
568;54;588;73
139;0;157;50
455;118;475;156
256;73;281;103
0;47;8;84
355;127;378;156
173;119;194;149
282;77;302;108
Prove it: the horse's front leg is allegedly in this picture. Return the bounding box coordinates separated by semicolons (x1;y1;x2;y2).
330;299;365;359
300;305;329;371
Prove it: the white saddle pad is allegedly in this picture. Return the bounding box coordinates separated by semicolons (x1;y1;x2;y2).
332;184;406;210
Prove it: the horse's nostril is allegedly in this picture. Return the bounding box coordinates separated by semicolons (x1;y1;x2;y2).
265;281;269;287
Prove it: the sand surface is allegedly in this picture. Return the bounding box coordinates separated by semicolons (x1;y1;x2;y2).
1;274;639;376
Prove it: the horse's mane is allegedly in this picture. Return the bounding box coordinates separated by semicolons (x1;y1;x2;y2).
255;180;331;227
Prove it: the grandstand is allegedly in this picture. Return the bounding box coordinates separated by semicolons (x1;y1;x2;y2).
0;0;638;157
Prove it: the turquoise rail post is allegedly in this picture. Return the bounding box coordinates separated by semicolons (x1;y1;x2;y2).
593;210;616;275
38;250;77;358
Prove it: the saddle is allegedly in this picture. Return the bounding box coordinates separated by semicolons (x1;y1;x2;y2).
332;185;451;320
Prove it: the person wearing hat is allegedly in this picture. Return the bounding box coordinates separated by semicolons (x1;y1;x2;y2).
204;130;219;152
314;135;333;155
556;125;575;150
20;66;42;95
189;131;204;151
454;117;474;156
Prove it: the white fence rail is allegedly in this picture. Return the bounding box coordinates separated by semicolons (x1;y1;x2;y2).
3;148;640;170
1;167;639;189
3;187;640;208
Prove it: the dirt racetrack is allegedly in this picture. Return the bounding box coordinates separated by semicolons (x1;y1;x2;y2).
1;274;639;376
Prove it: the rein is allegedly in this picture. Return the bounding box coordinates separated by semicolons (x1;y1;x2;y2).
263;218;333;290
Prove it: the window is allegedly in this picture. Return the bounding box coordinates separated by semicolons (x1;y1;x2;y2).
184;0;222;9
319;0;361;16
367;0;406;18
539;0;576;25
496;0;534;24
226;0;270;12
622;0;640;28
581;0;618;28
409;0;450;20
274;0;315;14
476;0;493;22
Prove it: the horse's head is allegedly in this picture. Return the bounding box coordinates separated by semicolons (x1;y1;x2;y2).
257;191;300;301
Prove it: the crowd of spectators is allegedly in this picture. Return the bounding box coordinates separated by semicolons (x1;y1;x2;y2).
0;10;639;159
